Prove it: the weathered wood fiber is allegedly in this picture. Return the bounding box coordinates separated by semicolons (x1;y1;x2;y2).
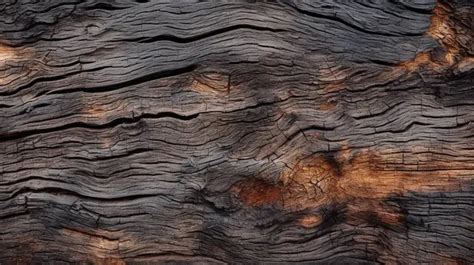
1;0;473;264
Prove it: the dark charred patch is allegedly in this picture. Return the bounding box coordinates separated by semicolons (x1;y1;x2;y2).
321;151;343;176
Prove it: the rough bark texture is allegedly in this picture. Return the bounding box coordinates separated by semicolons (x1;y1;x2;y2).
1;0;473;264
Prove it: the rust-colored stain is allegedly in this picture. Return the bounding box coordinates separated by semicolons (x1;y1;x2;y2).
0;44;23;86
280;156;336;210
400;51;434;72
319;101;337;111
323;81;346;93
337;151;469;198
191;72;231;94
231;178;283;207
298;214;323;228
84;103;106;118
0;44;17;64
61;228;125;265
346;199;404;226
427;0;459;62
232;148;472;227
400;0;473;72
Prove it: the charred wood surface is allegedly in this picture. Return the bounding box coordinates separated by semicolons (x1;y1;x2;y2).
0;0;473;264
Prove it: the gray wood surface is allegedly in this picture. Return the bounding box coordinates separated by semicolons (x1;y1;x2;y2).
0;0;473;264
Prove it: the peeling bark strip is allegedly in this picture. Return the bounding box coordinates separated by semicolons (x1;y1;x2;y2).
0;0;473;264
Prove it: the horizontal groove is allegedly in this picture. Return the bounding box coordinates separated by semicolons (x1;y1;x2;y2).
0;111;200;142
84;3;129;11
1;186;163;203
48;64;198;95
0;65;107;97
284;2;425;37
117;24;286;44
64;147;153;162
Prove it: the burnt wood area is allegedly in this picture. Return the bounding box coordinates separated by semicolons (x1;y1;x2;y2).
1;0;473;264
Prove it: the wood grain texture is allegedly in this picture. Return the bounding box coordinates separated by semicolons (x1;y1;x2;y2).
0;0;473;264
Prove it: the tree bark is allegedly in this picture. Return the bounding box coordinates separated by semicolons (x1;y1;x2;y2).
1;0;473;264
